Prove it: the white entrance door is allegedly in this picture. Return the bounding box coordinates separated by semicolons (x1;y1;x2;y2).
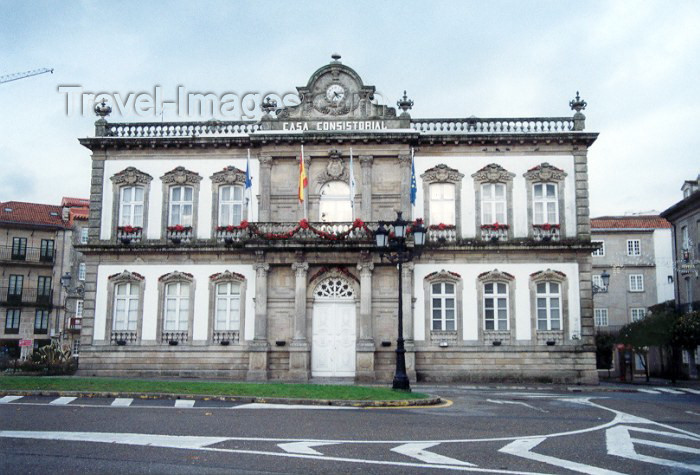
311;278;356;377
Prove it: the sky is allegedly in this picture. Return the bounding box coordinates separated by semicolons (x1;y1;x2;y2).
1;0;699;217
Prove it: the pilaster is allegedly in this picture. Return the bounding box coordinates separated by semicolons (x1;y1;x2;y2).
289;258;310;380
402;262;417;382
258;155;272;222
359;155;373;221
356;258;376;382
247;252;270;381
398;154;412;217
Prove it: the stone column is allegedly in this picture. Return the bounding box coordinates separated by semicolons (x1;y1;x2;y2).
402;262;417;382
247;254;270;381
356;259;376;382
258;155;272;222
289;259;310;380
359;155;373;221
398;153;412;218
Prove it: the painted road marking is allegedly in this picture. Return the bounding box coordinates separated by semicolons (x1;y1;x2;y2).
174;400;196;408
111;398;133;407
0;396;23;404
686;411;700;417
486;399;548;413
500;437;624;475
49;397;76;405
606;425;700;472
654;387;685;394
680;388;700;395
278;441;338;455
392;442;475;466
636;389;661;394
234;403;357;410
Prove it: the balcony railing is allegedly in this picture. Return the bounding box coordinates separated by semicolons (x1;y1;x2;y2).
111;330;137;345
0;246;54;264
117;227;142;244
480;227;509;242
0;288;53;306
69;318;82;332
104;121;260;138
532;225;561;242
411;117;575;134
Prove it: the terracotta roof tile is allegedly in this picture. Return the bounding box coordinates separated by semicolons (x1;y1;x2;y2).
0;201;67;228
591;215;671;229
61;197;90;207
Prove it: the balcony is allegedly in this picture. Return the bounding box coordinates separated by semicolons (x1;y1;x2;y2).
0;246;54;265
68;317;82;332
532;224;560;242
0;288;53;307
116;226;142;244
480;225;509;242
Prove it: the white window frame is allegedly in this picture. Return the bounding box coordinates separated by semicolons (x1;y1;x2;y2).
594;308;609;327
592;274;603;288
483;282;509;330
429;183;456;226
75;299;84;318
629;274;644;292
630;307;646;322
533;183;559;225
319;181;352;222
164;281;190;331
119;185;145;227
481;183;507;225
592;240;605;256
218;185;244;227
78;263;86;281
72;339;80;356
113;282;139;331
80;227;89;244
169;185;194;227
536;281;562;331
431;281;456;331
214;282;241;331
627;239;641;256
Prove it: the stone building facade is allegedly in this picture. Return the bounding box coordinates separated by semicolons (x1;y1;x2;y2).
77;57;599;383
0;198;88;358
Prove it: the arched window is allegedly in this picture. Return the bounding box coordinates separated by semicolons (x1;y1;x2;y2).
319;181;351;222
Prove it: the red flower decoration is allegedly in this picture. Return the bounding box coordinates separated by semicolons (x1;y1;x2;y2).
299;219;310;229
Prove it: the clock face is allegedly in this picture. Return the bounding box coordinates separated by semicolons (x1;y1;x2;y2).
326;84;345;103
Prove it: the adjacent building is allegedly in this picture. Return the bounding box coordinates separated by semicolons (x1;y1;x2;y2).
590;215;674;333
77;56;599;383
0;198;88;358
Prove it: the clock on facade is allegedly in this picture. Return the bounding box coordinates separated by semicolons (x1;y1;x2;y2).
326;84;345;103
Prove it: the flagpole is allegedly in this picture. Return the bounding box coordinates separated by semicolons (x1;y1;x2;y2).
246;148;251;222
349;147;355;221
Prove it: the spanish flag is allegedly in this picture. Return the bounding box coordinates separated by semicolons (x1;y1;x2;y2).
298;145;308;202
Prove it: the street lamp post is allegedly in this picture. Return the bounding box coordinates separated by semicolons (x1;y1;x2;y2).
375;211;426;391
592;269;611;294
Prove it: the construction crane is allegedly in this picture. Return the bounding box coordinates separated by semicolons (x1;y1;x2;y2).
0;68;54;84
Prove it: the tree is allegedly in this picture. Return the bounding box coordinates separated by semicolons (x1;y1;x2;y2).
672;311;700;379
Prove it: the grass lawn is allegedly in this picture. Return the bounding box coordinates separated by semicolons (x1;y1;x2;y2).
0;376;428;401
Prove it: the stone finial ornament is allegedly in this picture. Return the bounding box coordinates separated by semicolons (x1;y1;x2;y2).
94;99;112;118
261;96;277;115
397;90;414;118
569;91;587;131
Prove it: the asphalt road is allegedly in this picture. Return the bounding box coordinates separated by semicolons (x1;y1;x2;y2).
1;385;699;474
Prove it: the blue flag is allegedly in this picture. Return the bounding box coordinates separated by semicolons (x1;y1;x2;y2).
410;148;417;206
245;150;252;190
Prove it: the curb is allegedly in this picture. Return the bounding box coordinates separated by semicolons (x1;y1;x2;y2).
0;390;442;408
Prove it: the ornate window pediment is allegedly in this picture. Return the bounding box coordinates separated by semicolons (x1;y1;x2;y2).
477;269;515;282
425;269;462;283
530;268;566;282
523;163;567;182
209;270;246;283
210;166;246;186
472;164;515;183
160;166;202;185
110;167;153;185
159;271;194;283
421;164;464;184
108;270;145;283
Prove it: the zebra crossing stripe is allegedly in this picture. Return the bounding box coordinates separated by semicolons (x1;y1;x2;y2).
0;396;23;404
637;389;661;394
49;397;77;405
679;388;700;395
174;400;196;408
111;398;134;407
654;388;685;395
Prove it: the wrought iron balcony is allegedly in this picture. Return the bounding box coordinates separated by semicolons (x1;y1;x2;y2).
0;246;54;264
0;288;53;306
69;317;82;332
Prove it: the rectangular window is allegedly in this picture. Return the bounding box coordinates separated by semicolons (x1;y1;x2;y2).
8;274;24;296
169;186;193;226
630;308;646;322
592;240;605;256
594;308;608;327
215;282;241;331
592;274;603;289
37;276;52;304
681;225;689;250
164;282;189;331
533;183;558;225
5;309;20;334
536;281;561;331
481;183;506;225
72;340;80;356
429;183;456;226
627;239;641;256
431;282;456;331
483;282;508;330
40;239;55;262
76;299;84;318
218;185;244;226
11;237;27;260
34;309;49;334
113;283;138;331
80;227;89;244
119;186;145;227
629;274;644;292
78;263;86;281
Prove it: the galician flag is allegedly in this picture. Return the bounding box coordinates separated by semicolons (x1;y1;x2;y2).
298;145;308;202
410;147;417;206
349;148;356;219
